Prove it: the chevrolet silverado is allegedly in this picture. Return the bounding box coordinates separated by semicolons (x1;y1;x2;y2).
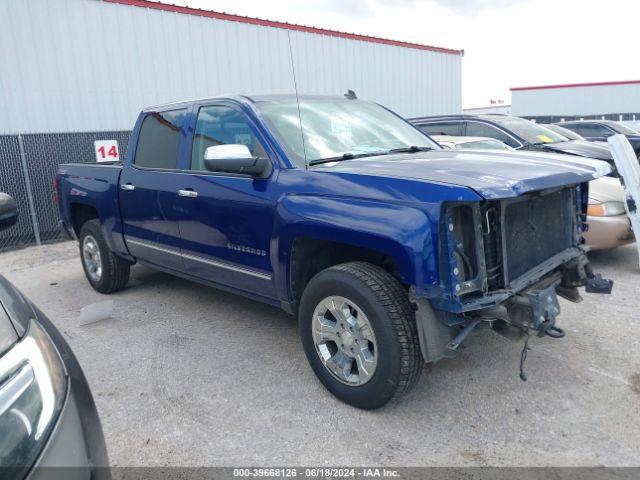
56;95;613;409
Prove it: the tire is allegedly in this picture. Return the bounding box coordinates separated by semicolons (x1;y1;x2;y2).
78;219;130;294
299;262;423;409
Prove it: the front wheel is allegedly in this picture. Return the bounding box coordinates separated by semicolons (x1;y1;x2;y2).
299;262;423;409
79;219;130;294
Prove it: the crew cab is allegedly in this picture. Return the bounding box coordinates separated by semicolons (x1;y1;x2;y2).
56;95;613;409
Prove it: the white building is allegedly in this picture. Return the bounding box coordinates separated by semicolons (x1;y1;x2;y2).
511;80;640;122
0;0;463;135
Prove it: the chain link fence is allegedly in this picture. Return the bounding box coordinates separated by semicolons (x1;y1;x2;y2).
0;131;131;251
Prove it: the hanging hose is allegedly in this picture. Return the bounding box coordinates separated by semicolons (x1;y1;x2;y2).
545;325;566;338
519;332;530;382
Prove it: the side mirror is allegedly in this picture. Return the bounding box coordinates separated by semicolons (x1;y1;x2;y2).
0;193;18;231
203;144;270;177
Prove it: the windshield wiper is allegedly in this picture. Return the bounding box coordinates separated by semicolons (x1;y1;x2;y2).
308;146;432;166
308;151;386;166
387;145;433;154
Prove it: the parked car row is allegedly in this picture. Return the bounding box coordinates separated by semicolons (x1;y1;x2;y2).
411;114;636;251
410;114;615;169
557;120;640;157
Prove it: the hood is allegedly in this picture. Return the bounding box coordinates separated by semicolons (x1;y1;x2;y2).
0;276;32;356
539;140;613;161
317;149;611;200
589;176;624;203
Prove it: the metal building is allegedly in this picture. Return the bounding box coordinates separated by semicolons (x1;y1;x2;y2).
0;0;462;251
511;80;640;123
0;0;463;134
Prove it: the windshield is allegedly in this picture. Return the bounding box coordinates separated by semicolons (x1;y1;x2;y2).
622;121;640;133
545;124;585;141
609;122;639;135
488;116;569;145
257;98;439;167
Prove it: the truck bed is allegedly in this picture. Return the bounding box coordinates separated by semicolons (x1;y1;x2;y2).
56;162;125;254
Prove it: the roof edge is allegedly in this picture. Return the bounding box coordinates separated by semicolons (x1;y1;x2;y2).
103;0;463;56
511;80;640;92
463;104;511;110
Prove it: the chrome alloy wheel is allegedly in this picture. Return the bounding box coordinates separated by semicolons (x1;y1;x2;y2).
82;235;102;282
312;296;377;386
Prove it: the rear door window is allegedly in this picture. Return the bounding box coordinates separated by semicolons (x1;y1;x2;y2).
561;124;582;135
415;121;462;136
578;123;615;138
134;109;187;169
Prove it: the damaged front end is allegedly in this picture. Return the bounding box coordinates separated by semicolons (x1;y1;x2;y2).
412;183;613;380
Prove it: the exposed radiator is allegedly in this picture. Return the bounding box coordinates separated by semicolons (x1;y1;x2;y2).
503;189;573;282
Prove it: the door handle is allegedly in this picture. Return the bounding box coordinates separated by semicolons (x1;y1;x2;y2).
178;189;198;198
121;183;136;191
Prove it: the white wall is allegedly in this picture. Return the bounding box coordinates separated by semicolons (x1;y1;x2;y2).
511;83;640;117
0;0;462;134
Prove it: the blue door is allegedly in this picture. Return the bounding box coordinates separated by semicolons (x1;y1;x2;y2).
119;109;188;272
172;104;278;299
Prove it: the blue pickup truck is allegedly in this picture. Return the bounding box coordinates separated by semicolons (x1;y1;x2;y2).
56;95;612;409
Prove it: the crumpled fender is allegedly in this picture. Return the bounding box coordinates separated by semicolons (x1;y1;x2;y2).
273;194;435;302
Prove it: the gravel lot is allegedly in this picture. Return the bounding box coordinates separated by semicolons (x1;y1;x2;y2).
0;241;639;467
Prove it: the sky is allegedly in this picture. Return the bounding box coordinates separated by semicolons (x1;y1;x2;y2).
157;0;640;108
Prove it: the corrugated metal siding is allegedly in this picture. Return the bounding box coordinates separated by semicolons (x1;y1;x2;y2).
288;30;461;118
0;0;461;134
512;83;640;117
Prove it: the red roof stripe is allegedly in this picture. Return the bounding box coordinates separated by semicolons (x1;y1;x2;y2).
103;0;462;55
511;80;640;91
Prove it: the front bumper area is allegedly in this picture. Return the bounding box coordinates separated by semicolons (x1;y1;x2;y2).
412;253;613;365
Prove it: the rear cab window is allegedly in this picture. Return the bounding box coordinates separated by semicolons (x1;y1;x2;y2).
134;109;187;169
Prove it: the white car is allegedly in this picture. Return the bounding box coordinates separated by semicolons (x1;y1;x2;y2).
430;135;513;151
621;120;640;133
585;176;635;250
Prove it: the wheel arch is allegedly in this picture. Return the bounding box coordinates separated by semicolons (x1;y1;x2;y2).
273;195;435;311
69;202;99;237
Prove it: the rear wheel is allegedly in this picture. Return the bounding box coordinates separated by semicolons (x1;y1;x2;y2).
299;262;422;409
79;219;130;293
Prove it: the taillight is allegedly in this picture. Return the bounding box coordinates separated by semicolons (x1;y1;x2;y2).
53;177;59;206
